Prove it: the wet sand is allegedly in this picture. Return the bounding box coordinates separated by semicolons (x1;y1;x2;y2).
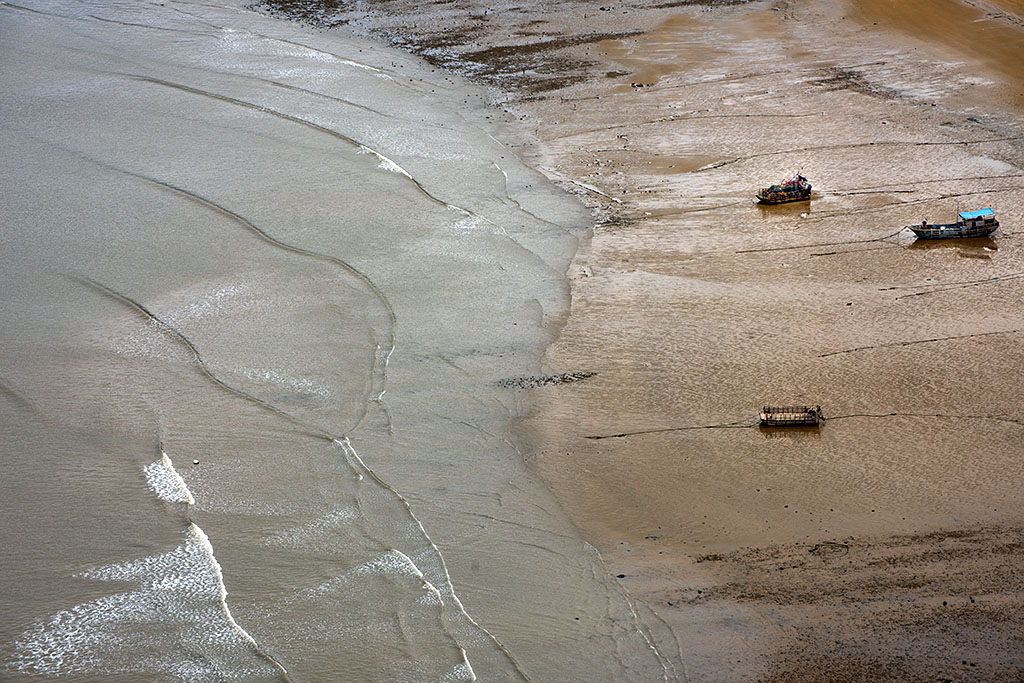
258;0;1024;679
518;2;1024;680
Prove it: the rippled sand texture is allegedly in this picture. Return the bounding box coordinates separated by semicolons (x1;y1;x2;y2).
514;1;1024;681
0;1;678;681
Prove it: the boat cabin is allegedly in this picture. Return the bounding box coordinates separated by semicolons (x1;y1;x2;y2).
910;207;999;239
958;208;997;228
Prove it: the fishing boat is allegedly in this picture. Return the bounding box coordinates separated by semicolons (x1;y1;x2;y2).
759;405;823;427
909;208;999;240
755;173;811;204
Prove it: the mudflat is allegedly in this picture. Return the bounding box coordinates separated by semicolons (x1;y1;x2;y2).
260;0;1024;679
520;3;1024;680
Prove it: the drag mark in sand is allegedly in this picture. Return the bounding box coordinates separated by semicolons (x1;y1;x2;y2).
585;412;1024;439
828;172;1024;195
882;272;1024;290
735;229;905;254
491;161;579;237
2;0;219;35
633;199;752;217
262;75;465;130
802;187;1024;223
85;13;215;35
810;245;892;258
539;110;821;144
585;420;753;440
695;136;1024;171
267;78;397;118
0;0;63;18
150;0;377;62
39;133;398;419
827;412;1024;427
817;328;1022;358
229;26;396;78
884;272;1024;300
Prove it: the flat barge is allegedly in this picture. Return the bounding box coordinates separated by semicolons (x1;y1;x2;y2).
759;405;823;427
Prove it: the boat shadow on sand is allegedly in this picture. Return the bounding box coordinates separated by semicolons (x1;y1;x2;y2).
754;193;820;218
907;236;998;259
757;424;823;440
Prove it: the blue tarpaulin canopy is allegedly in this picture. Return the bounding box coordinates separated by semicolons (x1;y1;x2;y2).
959;208;995;219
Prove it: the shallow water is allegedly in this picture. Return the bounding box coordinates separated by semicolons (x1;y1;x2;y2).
0;1;676;680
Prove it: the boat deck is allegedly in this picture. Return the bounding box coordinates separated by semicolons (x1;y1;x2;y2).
759;404;823;426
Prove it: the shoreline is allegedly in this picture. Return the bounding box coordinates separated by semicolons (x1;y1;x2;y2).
1;2;643;679
254;0;1024;679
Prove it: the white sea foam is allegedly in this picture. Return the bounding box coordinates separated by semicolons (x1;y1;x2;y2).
144;451;196;505
357;548;424;579
9;524;281;680
359;130;469;163
241;366;331;400
263;505;359;549
416;589;444;607
441;651;477;682
285;549;433;606
15;446;285;677
447;215;488;232
164;283;255;328
358;144;413;177
338;58;387;74
184;461;295;516
111;283;254;359
111;319;184;359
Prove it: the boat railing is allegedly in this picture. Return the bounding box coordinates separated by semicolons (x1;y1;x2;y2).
762;405;819;415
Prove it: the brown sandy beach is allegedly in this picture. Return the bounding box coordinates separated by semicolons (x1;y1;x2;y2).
259;0;1024;679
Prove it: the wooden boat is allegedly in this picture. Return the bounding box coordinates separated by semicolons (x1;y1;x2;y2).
756;173;811;204
759;405;823;426
909;208;999;240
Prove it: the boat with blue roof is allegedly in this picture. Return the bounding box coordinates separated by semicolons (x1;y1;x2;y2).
910;208;999;240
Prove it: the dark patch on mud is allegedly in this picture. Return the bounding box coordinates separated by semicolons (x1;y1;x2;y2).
811;66;900;100
683;527;1024;682
650;0;754;6
383;28;643;94
250;0;350;28
499;371;596;388
250;0;649;97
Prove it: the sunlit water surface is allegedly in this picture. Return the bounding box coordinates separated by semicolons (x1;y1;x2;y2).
0;1;673;680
